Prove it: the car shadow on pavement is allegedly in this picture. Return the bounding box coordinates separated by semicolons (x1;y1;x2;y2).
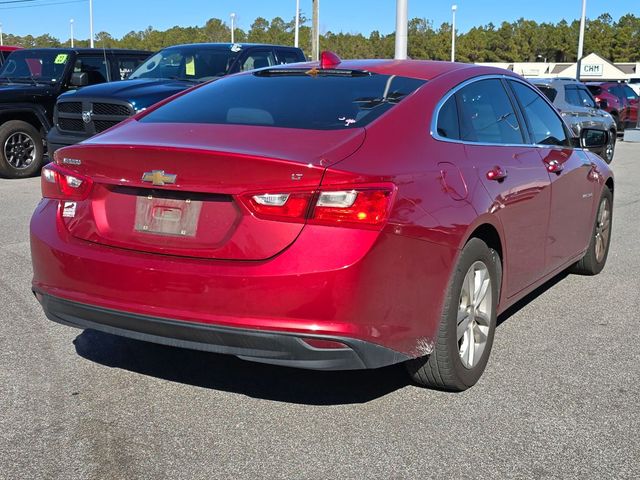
497;270;570;326
73;329;412;405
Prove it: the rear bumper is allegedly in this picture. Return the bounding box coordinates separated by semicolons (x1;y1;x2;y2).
31;198;458;363
46;127;89;157
37;292;410;370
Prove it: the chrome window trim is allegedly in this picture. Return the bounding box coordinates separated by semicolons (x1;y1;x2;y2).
430;74;579;150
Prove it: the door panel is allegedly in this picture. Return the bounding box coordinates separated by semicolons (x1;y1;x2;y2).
469;145;551;296
539;147;596;271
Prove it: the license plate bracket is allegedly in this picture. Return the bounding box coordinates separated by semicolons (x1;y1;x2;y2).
134;195;202;237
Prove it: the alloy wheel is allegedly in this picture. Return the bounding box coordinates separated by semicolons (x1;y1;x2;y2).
4;131;36;170
594;196;611;263
457;261;492;369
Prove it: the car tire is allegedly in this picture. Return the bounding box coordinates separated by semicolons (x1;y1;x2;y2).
406;238;500;391
603;130;616;164
611;113;622;133
571;187;613;276
0;120;45;179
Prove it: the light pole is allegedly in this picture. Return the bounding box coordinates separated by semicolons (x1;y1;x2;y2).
294;0;300;48
0;24;3;47
576;0;587;80
70;19;74;48
230;13;236;43
394;0;408;59
311;0;319;61
89;0;94;48
451;4;457;62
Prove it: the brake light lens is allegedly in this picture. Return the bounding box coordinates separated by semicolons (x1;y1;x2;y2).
242;186;394;229
41;163;93;200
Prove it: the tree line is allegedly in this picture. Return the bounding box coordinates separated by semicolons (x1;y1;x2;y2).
3;13;639;63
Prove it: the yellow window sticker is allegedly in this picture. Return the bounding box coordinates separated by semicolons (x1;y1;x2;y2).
54;54;68;64
185;56;195;76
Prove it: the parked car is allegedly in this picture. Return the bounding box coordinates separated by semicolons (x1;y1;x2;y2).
31;54;613;391
586;81;639;132
47;43;306;158
530;78;616;163
0;48;151;178
0;45;21;66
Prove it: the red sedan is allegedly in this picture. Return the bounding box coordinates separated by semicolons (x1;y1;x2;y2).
30;53;614;391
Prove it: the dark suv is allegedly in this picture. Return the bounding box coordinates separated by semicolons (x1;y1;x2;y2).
47;43;306;157
586;81;639;132
0;48;150;178
531;78;617;163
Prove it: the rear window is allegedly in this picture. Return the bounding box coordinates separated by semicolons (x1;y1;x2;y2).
587;85;602;96
536;85;558;102
140;70;426;130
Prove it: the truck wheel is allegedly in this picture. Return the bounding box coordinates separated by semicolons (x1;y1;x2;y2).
0;120;45;178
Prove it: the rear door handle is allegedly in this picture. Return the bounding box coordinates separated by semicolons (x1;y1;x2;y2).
545;159;564;174
486;166;507;181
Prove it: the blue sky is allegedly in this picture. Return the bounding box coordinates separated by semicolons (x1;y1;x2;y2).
0;0;636;41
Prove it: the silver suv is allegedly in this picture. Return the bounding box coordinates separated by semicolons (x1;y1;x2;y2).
530;78;617;163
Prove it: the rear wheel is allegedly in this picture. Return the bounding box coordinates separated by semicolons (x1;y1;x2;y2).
0;120;44;178
406;238;500;391
571;187;613;275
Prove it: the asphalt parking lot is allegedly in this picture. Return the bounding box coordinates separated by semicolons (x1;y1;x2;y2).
1;143;639;479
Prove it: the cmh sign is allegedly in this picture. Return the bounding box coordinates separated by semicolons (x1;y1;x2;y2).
580;63;603;76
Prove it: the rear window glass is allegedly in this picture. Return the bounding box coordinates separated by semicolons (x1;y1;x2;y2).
536;85;557;102
140;70;426;130
587;85;602;96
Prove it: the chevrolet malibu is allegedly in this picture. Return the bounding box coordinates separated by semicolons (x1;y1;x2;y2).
30;53;614;391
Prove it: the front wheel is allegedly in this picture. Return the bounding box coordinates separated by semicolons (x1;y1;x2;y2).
406;238;500;391
603;130;616;164
571;187;613;275
0;120;45;178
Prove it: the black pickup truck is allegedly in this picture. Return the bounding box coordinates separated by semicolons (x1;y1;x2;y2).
0;48;150;178
47;43;306;159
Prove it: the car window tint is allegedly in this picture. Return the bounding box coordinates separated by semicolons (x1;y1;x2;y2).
117;57;146;80
536;85;557;102
623;85;638;100
587;85;602;96
140;71;426;130
74;56;110;84
455;79;524;144
240;50;276;71
436;95;460;139
564;86;582;106
577;87;596;108
276;49;304;65
509;80;569;147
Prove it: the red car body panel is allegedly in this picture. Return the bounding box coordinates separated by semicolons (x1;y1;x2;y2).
30;59;614;369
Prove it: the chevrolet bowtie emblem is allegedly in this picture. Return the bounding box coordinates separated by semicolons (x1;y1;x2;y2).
141;170;177;186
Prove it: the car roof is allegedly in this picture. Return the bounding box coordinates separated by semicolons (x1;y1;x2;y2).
262;59;511;82
164;43;302;49
0;46;21;52
12;48;151;55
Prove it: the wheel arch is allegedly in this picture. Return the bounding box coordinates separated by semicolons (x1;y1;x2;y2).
0;105;51;135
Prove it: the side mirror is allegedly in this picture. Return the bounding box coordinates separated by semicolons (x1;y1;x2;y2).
580;128;607;149
596;98;608;110
70;72;88;87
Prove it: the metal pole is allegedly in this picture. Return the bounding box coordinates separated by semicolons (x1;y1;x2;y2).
451;5;457;62
311;0;319;61
294;0;300;48
70;19;74;48
0;24;3;47
89;0;94;48
230;13;236;43
576;0;587;80
394;0;408;59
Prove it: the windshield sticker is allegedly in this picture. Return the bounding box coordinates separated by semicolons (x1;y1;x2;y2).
338;116;356;127
185;56;195;76
230;43;242;52
54;54;68;64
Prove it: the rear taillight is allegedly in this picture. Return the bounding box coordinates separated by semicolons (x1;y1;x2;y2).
241;186;395;230
41;163;93;200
